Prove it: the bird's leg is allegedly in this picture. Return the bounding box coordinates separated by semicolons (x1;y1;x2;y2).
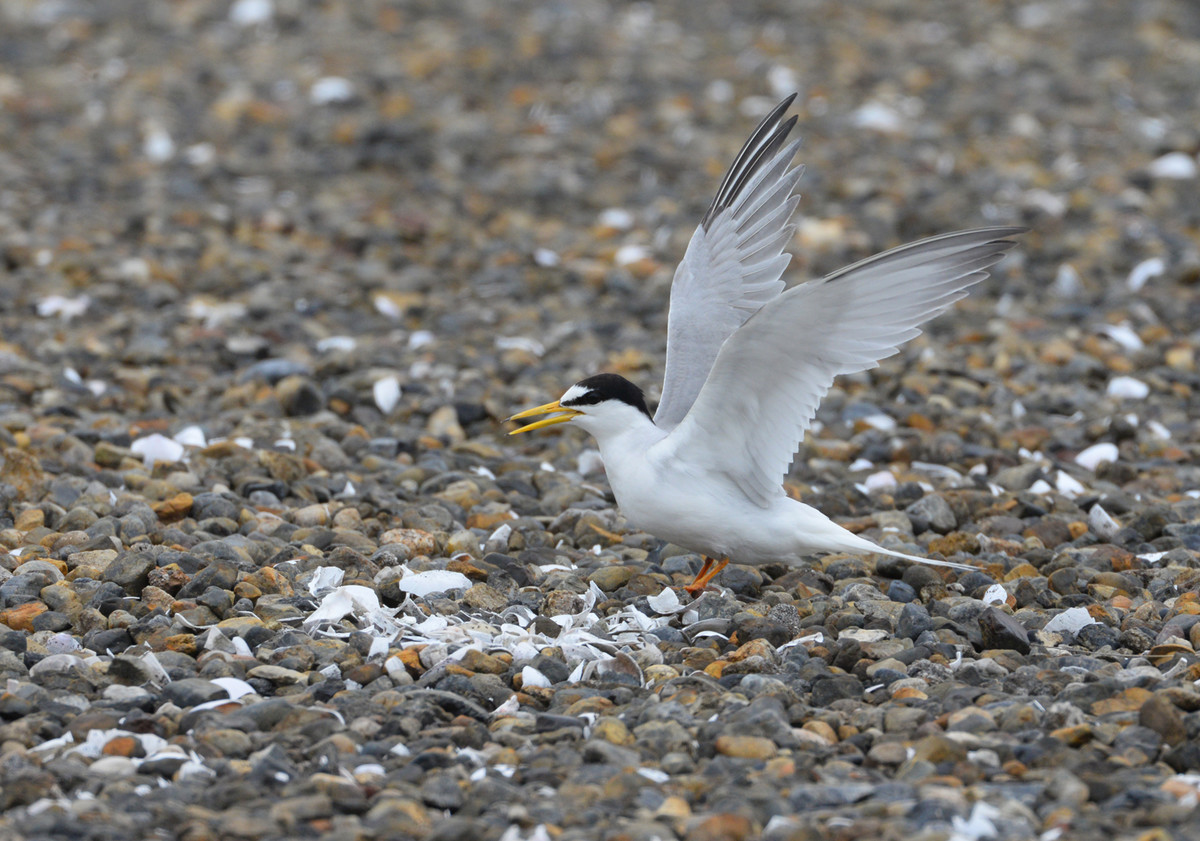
686;557;714;593
684;557;729;596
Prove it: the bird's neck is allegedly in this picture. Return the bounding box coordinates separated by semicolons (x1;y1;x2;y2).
587;413;665;467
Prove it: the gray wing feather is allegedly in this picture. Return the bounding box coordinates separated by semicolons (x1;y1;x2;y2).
655;97;803;430
661;227;1025;507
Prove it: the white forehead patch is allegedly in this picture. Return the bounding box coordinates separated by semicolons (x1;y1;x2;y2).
560;383;590;404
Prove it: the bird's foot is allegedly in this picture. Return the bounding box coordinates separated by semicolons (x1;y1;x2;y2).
684;557;729;597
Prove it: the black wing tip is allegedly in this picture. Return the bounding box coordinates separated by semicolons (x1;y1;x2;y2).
701;94;801;232
774;91;799;114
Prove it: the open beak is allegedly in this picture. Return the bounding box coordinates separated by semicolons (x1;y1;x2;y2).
506;400;582;435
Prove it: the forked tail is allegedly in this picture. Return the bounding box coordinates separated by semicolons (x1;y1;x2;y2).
837;530;975;571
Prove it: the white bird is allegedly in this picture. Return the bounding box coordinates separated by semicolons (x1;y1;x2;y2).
508;94;1023;594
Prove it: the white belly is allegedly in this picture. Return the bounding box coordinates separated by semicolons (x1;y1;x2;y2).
603;450;802;563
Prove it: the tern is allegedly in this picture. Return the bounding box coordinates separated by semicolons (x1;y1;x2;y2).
508;94;1022;595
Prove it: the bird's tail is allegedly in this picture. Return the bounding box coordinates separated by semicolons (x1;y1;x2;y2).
869;545;975;572
836;529;975;572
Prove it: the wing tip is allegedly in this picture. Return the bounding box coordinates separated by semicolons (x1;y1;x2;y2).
701;94;801;233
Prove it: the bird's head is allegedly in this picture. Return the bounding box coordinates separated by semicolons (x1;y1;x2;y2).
507;373;653;439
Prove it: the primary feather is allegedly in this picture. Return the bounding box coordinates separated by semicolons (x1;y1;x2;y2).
655;96;803;430
661;227;1025;508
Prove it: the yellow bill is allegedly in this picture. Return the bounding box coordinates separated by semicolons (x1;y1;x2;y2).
506;400;582;434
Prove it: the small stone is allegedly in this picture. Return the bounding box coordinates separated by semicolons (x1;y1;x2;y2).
15;508;44;531
456;649;508;675
276;375;324;416
588;565;637;591
686;814;755;841
102;552;156;591
463;583;508;612
0;602;48;632
102;735;144;758
64;550;116;581
152;492;194;520
163;678;229;707
906;494;957;534
87;756;136;778
1139;693;1186;746
247;664;308;684
715;734;778;759
978;607;1032;654
420;770;464;810
1;448;46;498
379;528;437;559
592;718;635;746
426;405;465;443
293;504;333;527
910;734;967;763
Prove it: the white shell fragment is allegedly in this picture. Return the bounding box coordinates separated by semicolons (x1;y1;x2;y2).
852;101;905;133
310;77;355;105
646;587;687;615
951;801;1002;841
533;248;560;267
1088;505;1121;541
229;0;273;25
495;336;545;356
130;434;186;466
142;124;174;162
1106;376;1149;400
982;584;1008;606
598;208;634;230
37;294;92;320
1127;257;1165;291
1075;442;1118;471
860;470;897;493
614;244;650;266
1051;263;1081;297
317;336;357;353
396;569;472;598
303;585;381;629
1042;606;1097;635
1097;323;1143;351
520;666;552;689
1055;470;1086;497
174;425;208;448
373;376;402;414
307;566;345;596
210;677;256;700
1147;152;1197;180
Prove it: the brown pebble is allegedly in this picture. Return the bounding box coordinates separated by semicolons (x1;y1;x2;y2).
685;813;755;841
102;736;143;758
910;734;967;763
152;492;194;520
1139;693;1186;746
14;508;44;531
0;602;48;632
1050;724;1093;746
379;528;437;558
591;718;635;746
714;734;777;759
1092;687;1151;715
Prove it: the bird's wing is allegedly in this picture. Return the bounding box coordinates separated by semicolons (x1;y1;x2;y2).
661;227;1025;507
654;95;804;430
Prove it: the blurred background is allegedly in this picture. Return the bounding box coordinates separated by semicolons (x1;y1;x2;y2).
0;0;1197;431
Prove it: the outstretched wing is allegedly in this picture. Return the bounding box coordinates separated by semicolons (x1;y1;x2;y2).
654;94;803;430
660;227;1025;507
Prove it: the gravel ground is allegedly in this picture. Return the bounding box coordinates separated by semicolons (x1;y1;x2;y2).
2;1;1200;840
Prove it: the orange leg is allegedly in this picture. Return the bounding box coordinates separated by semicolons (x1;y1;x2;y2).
684;557;729;596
